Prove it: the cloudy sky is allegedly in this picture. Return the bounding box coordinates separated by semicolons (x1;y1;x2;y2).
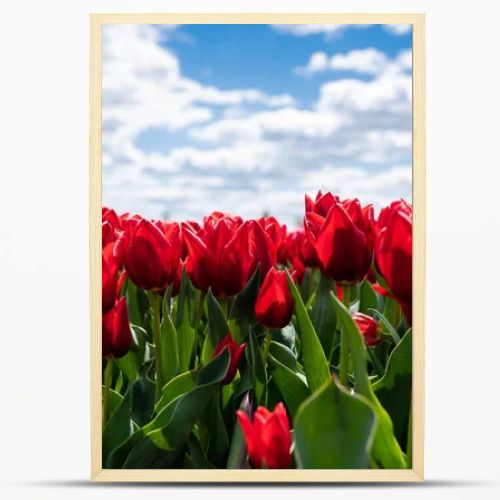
102;23;412;227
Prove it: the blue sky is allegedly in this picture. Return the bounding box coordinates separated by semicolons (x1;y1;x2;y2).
102;23;412;226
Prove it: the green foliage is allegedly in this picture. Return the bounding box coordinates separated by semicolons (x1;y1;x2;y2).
286;271;331;393
332;293;408;469
294;378;376;468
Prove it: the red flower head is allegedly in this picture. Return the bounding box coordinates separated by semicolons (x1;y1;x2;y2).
102;207;122;229
258;216;287;250
183;218;276;298
304;194;374;284
203;211;243;233
183;217;248;298
255;268;294;329
212;333;247;385
243;220;277;281
352;312;382;347
102;297;131;359
305;191;340;217
236;403;291;469
102;243;119;313
277;230;308;282
122;219;182;292
375;200;412;323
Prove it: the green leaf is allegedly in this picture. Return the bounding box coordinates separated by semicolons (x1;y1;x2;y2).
294;378;376;468
114;350;139;383
270;357;310;420
102;389;134;466
155;369;197;414
102;361;157;465
160;310;179;384
286;271;330;393
175;269;196;372
359;280;379;315
226;393;252;469
332;293;408;469
269;341;298;371
207;289;229;349
115;325;149;383
130;363;155;427
113;349;231;468
125;279;149;329
309;273;337;359
188;433;215;469
144;350;230;447
104;387;123;416
248;327;266;404
383;296;402;331
228;267;260;342
122;436;179;468
369;309;401;344
273;324;297;352
201;331;213;364
199;392;230;466
373;329;412;451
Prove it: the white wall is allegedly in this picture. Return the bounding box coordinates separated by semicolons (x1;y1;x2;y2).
1;1;499;499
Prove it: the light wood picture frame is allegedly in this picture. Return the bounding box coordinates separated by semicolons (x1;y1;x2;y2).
90;13;425;482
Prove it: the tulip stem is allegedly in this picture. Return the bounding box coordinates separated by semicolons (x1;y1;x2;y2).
339;285;350;386
263;329;273;362
148;292;164;402
103;357;113;424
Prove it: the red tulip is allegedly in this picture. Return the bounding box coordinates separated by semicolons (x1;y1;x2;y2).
244;220;277;281
183;218;247;298
352;312;382;347
102;297;131;359
102;221;116;248
102;243;119;313
278;230;309;282
236;403;291;469
375;200;412;323
203;211;243;232
304;194;374;283
102;207;122;229
258;216;287;249
255;268;294;329
122;219;182;291
212;333;247;385
305;191;339;217
183;218;276;298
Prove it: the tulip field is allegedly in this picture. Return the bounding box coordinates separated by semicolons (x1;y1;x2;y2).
101;192;413;469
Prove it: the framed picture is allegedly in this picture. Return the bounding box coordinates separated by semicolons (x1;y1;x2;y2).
90;13;425;482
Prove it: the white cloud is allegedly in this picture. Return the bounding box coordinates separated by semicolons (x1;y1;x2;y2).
271;24;357;39
317;71;412;114
103;25;413;227
273;24;412;39
102;24;295;159
302;165;412;207
190;107;345;143
296;48;411;77
384;24;412;35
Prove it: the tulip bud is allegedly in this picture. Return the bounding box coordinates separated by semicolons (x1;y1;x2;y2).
254;268;294;329
236;402;291;469
212;333;247;385
102;297;131;359
375;200;412;323
123;218;182;291
352;312;382;347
